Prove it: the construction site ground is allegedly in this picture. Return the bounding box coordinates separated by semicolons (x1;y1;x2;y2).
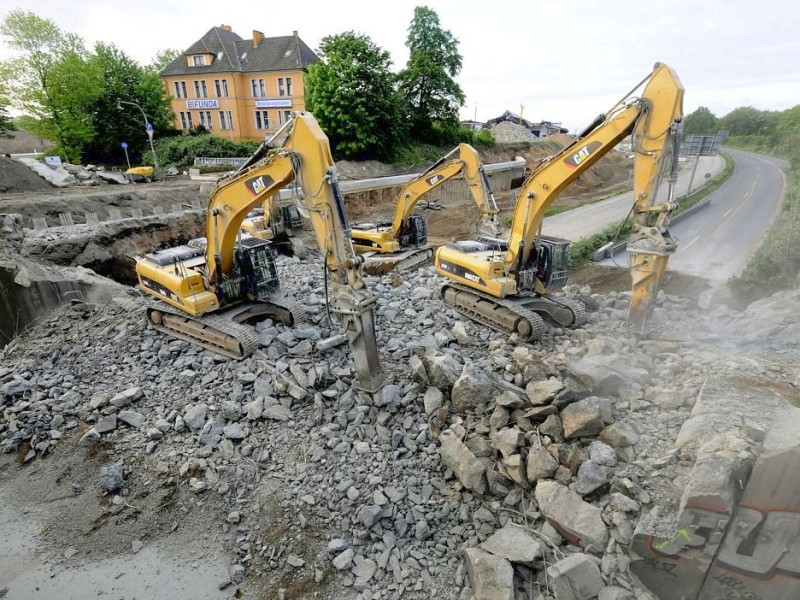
1;142;797;600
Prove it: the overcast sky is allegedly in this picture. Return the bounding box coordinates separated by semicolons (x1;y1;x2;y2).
2;0;798;132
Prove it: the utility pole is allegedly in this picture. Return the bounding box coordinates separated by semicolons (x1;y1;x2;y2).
118;100;159;170
519;104;525;125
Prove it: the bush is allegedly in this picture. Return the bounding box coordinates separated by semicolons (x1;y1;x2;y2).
153;133;260;169
473;129;496;147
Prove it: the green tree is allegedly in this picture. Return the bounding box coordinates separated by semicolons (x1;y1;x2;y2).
0;101;14;137
149;48;182;73
719;106;774;136
305;31;405;160
84;42;175;165
0;10;100;161
397;6;465;143
682;106;718;135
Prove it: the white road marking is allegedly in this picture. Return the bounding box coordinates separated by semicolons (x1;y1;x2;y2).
683;235;701;250
723;208;733;218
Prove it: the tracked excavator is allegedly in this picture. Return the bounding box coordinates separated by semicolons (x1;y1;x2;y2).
135;112;383;392
434;62;684;339
240;192;304;241
350;144;501;272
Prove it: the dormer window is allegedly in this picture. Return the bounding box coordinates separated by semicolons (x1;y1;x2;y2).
192;55;205;66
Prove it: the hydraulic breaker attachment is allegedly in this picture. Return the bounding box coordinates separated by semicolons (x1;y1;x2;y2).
627;249;670;334
331;282;384;393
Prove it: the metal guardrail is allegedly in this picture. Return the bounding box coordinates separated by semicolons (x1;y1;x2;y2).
192;157;527;200
194;157;248;167
591;198;713;261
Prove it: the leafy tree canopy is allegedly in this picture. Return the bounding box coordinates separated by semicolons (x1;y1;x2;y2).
305;31;405;160
682;106;719;136
397;6;465;143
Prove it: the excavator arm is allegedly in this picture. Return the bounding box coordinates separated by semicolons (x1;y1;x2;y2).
390;143;500;239
434;62;684;338
137;112;383;391
350;144;499;273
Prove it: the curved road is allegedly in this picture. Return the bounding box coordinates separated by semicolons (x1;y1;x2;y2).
597;149;787;281
662;149;786;281
543;155;726;241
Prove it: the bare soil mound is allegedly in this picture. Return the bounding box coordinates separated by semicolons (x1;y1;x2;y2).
0;156;52;194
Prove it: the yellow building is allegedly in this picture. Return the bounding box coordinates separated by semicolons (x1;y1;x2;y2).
160;25;318;142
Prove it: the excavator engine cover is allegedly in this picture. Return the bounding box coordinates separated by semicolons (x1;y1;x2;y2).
219;238;280;303
398;215;428;248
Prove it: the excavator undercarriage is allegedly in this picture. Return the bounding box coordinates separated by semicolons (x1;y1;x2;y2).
438;235;586;340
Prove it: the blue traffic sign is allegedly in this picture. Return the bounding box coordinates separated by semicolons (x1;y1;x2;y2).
121;142;128;149
145;122;153;131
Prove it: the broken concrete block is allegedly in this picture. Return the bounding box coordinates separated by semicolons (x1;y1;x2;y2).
599;422;639;447
464;548;514;600
439;429;486;493
560;396;612;439
489;427;522;459
629;435;754;600
452;362;494;412
109;386;143;408
535;480;608;552
501;454;528;489
479;523;542;564
699;406;800;600
525;377;564;405
546;553;604;600
423;349;461;388
526;446;558;481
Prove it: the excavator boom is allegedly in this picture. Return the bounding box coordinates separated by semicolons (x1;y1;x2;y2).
136;112;383;391
350;144;499;272
434;62;684;338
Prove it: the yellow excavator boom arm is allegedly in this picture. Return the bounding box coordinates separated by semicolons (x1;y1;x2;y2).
390;143;499;237
204;112;383;390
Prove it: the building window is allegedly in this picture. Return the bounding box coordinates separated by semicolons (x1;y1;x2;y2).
186;112;194;129
192;55;205;66
193;80;208;98
279;110;292;124
214;79;229;98
255;110;269;130
198;111;213;129
251;79;266;98
179;112;188;129
219;111;234;130
277;77;293;97
174;81;187;99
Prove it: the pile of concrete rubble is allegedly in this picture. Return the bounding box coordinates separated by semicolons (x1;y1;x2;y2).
1;249;798;600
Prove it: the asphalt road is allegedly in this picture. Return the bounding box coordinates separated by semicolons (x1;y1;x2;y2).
543;155;726;241
665;149;787;280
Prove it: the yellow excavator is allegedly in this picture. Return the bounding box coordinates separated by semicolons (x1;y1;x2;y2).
135;112;383;392
350;144;501;271
240;192;304;242
434;62;684;339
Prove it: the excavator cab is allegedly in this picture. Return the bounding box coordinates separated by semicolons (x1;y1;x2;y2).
534;236;571;291
397;214;428;248
223;238;280;303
